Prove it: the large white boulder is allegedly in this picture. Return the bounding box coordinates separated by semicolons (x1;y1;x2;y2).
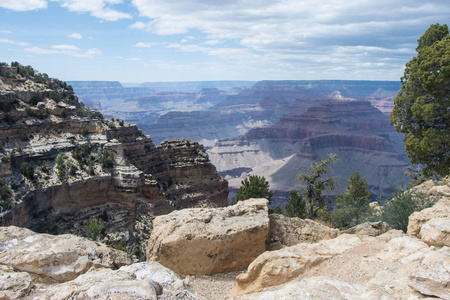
147;198;270;276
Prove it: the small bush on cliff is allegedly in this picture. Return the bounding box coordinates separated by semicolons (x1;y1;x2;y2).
232;175;273;205
72;142;91;162
56;152;67;181
0;180;12;210
100;151;114;170
85;219;105;241
20;163;34;180
380;188;437;232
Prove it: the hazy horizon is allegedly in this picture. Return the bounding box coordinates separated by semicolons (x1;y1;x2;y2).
1;0;448;82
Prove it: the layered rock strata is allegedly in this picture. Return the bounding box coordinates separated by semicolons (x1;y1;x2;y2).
0;64;228;252
209;100;410;203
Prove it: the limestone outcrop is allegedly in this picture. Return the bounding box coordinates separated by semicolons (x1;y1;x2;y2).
266;213;340;249
0;226;198;299
147;198;270;276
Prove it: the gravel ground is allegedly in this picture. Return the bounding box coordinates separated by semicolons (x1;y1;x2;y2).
185;271;244;300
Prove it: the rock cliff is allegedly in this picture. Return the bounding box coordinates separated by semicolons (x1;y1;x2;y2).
0;63;228;254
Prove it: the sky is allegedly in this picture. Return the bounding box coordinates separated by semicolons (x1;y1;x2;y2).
0;0;449;83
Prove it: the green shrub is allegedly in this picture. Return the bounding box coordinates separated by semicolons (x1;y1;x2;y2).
331;171;373;229
0;180;12;210
381;189;438;232
30;96;41;106
21;132;29;142
20;163;34;180
285;190;307;219
72;143;91;161
68;162;77;175
56;152;67;181
100;152;114;170
85;219;105;241
80;128;88;137
50;90;62;103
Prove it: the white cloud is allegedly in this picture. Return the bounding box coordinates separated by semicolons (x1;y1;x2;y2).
201;39;224;46
129;21;146;30
25;46;101;57
130;0;450;78
0;30;12;34
68;33;82;39
135;42;156;48
0;0;47;11
0;38;28;46
54;0;132;21
51;44;79;50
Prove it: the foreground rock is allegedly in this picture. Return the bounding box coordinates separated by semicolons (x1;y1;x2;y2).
234;231;450;299
234;234;364;295
266;214;340;249
147;198;269;276
0;226;198;299
343;221;391;236
232;180;450;299
407;179;450;247
33;262;198;300
0;226;131;282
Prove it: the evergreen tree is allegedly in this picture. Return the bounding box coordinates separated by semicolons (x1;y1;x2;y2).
294;153;338;219
233;175;273;204
285;190;307;219
331;171;372;229
390;23;450;177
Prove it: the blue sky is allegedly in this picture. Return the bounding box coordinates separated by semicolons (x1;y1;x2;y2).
0;0;449;83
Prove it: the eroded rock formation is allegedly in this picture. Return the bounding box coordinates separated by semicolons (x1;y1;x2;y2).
0;64;228;254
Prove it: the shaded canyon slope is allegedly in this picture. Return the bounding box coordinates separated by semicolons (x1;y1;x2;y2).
208;99;410;204
0;64;228;251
